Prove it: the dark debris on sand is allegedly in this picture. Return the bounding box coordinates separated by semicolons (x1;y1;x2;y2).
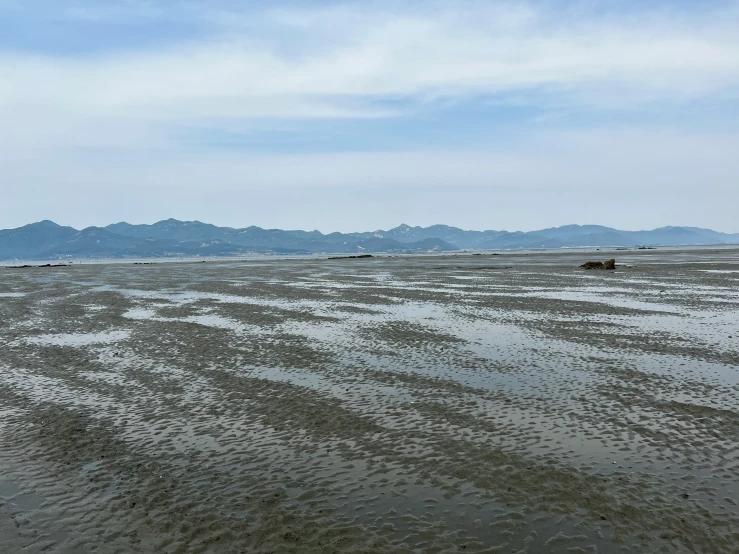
6;263;69;269
580;258;616;270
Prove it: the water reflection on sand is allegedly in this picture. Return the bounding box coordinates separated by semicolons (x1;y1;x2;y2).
1;247;738;553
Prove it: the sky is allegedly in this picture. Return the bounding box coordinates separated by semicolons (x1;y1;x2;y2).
2;0;739;233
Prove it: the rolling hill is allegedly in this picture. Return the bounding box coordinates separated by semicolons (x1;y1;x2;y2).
1;219;737;261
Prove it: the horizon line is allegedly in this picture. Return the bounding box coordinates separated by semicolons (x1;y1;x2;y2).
6;218;738;236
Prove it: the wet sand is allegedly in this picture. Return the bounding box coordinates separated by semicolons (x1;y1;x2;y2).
1;247;738;553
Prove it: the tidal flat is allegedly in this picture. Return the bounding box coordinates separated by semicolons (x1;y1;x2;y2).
1;247;738;553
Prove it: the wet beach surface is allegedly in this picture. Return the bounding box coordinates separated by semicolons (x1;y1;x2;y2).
1;247;738;553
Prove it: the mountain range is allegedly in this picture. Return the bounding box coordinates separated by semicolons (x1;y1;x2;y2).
1;220;738;261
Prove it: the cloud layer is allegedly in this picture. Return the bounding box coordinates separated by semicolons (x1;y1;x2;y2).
2;1;739;231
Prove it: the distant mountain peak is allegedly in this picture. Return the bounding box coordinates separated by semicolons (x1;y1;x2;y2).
1;219;736;260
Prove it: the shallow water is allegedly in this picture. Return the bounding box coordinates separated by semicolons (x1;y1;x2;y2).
1;246;738;553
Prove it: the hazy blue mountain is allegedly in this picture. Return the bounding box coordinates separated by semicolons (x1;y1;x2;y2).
106;219;332;248
105;219;228;241
509;224;739;249
1;219;737;261
0;220;78;259
379;223;496;248
628;226;730;245
529;224;617;236
36;227;141;257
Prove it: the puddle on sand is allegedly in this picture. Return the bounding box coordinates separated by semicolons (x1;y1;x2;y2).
123;307;158;320
0;480;23;497
0;481;45;511
124;306;263;335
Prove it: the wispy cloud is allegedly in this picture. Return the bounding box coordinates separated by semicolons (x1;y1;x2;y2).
1;1;739;230
3;2;739;129
7;127;738;190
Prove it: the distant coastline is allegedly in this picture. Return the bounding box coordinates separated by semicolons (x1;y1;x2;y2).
1;219;738;261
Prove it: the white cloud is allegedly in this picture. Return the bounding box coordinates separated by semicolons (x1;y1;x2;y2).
1;2;739;231
2;2;739;140
5;127;738;190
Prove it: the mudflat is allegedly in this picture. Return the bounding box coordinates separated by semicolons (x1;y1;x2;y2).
1;247;738;553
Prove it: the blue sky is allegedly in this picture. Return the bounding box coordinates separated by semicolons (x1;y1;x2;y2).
2;0;739;232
